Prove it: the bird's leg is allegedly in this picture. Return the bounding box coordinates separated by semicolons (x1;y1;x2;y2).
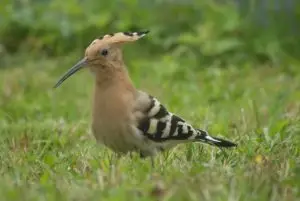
140;152;155;169
113;152;122;160
139;152;145;158
109;152;122;168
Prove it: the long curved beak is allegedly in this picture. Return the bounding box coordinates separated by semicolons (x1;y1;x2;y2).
54;58;87;88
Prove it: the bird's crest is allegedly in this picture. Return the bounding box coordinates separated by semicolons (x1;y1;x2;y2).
92;30;150;45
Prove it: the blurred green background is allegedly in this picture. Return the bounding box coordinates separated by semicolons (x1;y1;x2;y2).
1;0;300;66
0;0;300;201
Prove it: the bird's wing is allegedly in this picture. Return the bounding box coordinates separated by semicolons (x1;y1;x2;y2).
133;91;237;147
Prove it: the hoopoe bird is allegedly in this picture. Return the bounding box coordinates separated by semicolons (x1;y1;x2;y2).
54;30;237;159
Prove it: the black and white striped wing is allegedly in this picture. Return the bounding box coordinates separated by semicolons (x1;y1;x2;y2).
136;95;200;142
135;93;237;148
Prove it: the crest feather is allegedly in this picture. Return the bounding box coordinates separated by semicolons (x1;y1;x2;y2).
98;30;149;44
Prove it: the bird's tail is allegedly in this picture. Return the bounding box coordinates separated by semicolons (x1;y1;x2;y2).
195;129;237;148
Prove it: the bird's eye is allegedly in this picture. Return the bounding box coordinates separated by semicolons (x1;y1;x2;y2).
100;49;108;56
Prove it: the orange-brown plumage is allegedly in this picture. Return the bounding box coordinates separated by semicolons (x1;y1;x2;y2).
91;66;137;153
54;30;237;158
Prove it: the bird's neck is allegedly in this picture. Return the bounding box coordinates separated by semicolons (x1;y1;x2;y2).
94;65;135;90
92;65;136;126
93;64;136;108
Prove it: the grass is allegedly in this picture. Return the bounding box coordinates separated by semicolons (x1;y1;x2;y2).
0;53;299;201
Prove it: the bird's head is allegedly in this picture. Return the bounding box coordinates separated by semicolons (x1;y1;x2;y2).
54;30;149;88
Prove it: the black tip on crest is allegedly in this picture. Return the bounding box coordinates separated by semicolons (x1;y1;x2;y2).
137;30;150;36
123;32;134;36
123;30;150;37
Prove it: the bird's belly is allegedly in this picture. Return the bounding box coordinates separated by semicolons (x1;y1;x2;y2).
91;113;178;156
91;121;142;154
